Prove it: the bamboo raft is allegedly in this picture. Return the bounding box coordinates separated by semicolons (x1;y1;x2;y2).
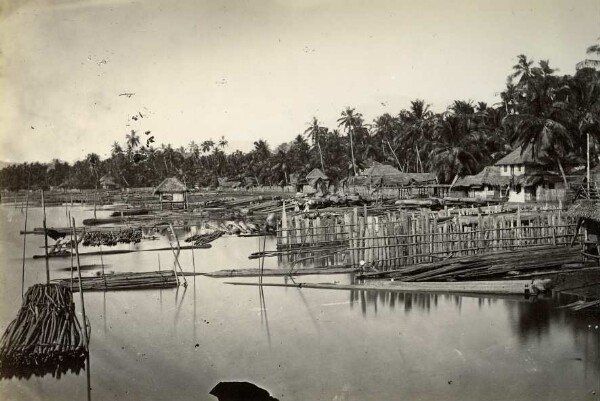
53;271;178;292
0;284;88;379
33;244;211;259
203;265;358;277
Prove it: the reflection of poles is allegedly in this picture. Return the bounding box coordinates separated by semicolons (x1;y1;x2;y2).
193;274;197;343
174;284;187;326
158;254;162;311
20;186;30;298
86;354;92;401
42;189;50;283
168;224;187;287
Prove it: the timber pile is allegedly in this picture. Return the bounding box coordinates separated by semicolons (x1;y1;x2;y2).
109;208;149;217
184;230;224;246
82;228;142;246
357;246;584;282
54;271;178;292
0;284;87;379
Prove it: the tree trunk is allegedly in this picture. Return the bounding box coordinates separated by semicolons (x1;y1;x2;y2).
317;141;325;172
557;159;569;191
349;130;357;175
387;140;404;172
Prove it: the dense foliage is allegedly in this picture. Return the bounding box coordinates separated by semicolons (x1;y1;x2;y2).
2;52;599;190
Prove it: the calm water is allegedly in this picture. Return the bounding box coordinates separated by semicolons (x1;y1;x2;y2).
0;205;599;401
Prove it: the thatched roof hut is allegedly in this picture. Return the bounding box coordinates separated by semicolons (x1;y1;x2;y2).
454;166;511;188
99;174;119;189
306;168;328;186
351;162;437;186
567;199;600;223
153;177;187;195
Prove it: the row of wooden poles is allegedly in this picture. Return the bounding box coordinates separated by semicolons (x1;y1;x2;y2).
276;205;580;271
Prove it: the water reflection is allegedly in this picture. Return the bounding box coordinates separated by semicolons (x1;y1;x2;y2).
347;287;600;370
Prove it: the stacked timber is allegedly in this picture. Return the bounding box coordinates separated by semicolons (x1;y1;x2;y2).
54;271;178;292
82;228;142;246
357;246;584;281
185;230;224;246
0;284;87;379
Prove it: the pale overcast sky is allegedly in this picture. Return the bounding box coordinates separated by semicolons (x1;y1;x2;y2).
1;0;599;163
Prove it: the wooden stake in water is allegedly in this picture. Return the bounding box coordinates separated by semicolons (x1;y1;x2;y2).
71;218;89;348
42;189;50;284
69;212;74;289
20;188;30;298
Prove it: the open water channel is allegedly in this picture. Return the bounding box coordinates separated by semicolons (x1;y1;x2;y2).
0;205;599;400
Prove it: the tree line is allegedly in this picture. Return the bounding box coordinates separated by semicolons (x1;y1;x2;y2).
1;47;599;191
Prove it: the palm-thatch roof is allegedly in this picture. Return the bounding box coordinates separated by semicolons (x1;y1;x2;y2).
288;173;307;186
567;199;600;222
99;175;118;187
454;166;512;188
349;162;437;186
494;145;542;166
362;162;402;178
306;168;328;181
153;177;187;195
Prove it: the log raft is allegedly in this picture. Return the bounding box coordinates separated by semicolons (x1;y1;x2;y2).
53;271;178;292
225;279;550;295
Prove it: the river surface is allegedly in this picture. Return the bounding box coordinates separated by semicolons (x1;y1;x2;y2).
0;205;599;401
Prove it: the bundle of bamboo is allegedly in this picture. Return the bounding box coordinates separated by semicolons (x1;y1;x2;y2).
54;271;178;292
357;246;584;281
184;230;224;246
0;284;88;379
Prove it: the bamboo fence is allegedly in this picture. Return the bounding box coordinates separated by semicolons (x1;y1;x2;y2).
276;206;580;270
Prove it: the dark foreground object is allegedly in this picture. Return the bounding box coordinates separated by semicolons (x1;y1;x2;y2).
0;284;88;379
210;381;279;401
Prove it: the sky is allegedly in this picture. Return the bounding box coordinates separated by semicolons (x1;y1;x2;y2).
0;0;599;164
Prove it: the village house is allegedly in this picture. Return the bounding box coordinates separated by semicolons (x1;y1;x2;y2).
99;174;119;190
345;162;438;198
454;145;568;203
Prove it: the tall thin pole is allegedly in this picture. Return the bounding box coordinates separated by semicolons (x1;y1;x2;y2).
72;218;89;348
587;132;590;195
69;212;74;290
20;188;30;298
42;189;50;284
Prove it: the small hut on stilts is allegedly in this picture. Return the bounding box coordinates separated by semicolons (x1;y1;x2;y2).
153;177;188;210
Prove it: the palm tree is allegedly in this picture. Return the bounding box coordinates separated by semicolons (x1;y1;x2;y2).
201;139;215;154
504;60;573;188
398;99;433;172
218;136;228;150
337;107;364;175
372;113;403;170
569;67;600;191
427;115;484;182
304;117;326;171
511;54;534;83
111;141;123;156
126;130;140;150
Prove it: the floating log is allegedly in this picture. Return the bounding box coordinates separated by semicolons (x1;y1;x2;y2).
53;271;178;292
109;209;149;217
225;279;549;295
203;266;358;277
33;244;211;259
0;284;87;379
